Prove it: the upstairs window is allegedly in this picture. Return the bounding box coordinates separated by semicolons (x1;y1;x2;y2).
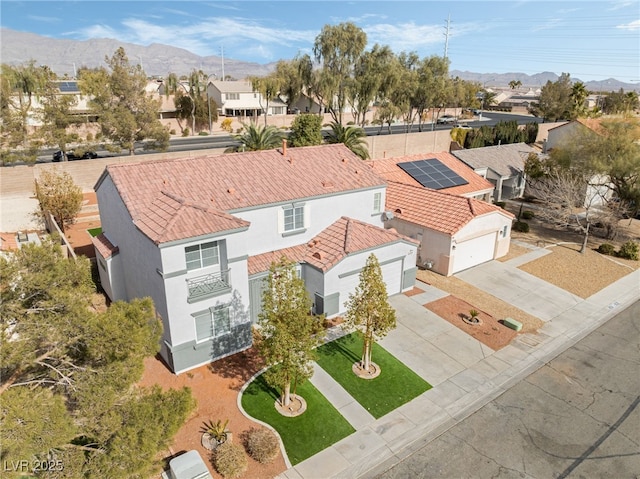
284;205;305;232
225;93;239;100
185;241;219;271
373;192;382;213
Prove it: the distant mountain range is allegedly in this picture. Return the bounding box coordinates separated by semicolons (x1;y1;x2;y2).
2;28;638;92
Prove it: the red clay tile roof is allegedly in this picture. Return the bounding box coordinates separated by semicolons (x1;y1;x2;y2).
367;152;493;196
385;181;514;235
92;233;119;259
135;191;249;243
102;144;385;244
247;216;416;275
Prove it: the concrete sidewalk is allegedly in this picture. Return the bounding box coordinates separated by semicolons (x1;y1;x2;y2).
276;260;640;479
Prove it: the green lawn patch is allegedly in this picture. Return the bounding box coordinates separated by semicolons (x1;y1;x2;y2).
241;374;355;465
315;333;432;418
87;227;102;237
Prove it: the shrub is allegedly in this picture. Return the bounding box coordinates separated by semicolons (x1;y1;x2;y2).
521;210;535;220
513;221;529;233
220;118;233;133
169;129;176;135
85;133;94;142
617;241;639;260
495;201;506;208
245;427;279;464
597;243;616;256
199;131;209;136
181;127;190;137
213;442;247;478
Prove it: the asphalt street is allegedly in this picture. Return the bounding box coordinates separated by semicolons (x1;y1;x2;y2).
372;300;640;479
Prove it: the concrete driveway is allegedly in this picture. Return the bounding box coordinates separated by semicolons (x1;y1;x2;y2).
455;260;583;322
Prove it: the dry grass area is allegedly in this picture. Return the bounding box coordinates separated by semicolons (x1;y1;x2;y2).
518;243;637;298
417;269;544;334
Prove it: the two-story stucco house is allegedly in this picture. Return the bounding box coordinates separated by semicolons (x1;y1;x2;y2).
93;143;418;374
206;80;288;118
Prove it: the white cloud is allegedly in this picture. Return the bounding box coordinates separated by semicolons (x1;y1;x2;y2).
608;1;635;11
27;15;60;23
616;19;640;30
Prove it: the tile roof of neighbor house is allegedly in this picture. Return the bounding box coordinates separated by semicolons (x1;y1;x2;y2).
366;152;494;196
385;181;514;235
92;233;119;259
98;144;385;244
247;216;417;275
548;118;605;135
451;142;536;178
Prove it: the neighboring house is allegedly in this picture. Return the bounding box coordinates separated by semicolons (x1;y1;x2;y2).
543;119;613;206
451;143;536;202
93;143;418;374
384;181;514;276
206;80;288;118
367;152;495;202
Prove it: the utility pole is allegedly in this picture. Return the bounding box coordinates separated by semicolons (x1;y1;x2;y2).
221;46;225;81
443;14;451;59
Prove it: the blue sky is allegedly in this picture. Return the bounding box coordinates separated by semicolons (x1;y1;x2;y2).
1;0;639;82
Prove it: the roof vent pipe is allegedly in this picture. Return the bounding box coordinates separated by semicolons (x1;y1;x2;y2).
282;139;287;156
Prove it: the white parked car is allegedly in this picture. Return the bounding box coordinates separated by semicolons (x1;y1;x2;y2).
436;115;457;124
161;451;212;479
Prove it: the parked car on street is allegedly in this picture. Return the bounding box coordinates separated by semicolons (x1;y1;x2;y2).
52;150;98;162
436;115;457;124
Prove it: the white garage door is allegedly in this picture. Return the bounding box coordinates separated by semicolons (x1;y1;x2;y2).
339;259;403;311
453;233;496;273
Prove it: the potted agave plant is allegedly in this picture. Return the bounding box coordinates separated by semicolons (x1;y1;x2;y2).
200;419;231;450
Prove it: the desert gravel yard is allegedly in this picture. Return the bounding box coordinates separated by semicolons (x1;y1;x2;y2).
517;243;638;298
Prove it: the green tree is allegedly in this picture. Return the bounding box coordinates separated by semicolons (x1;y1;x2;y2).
348;44;399;127
343;254;396;373
250;74;282;126
226;123;285;152
570;81;589;118
531;73;573;121
79;47;169;154
256;257;325;407
313;22;368;125
0;240;194;478
34;169;83;233
0;62;49;165
288;113;323;147
164;71;214;135
509;80;522;90
602;88;640;115
325;121;370;159
273;58;306;113
38;76;83;156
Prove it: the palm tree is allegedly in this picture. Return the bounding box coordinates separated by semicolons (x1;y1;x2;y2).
226;123;285;152
325;121;370;159
509;80;522;90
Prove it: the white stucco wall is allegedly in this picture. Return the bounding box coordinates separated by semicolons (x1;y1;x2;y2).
159;233;250;347
321;241;417;316
232;186;386;256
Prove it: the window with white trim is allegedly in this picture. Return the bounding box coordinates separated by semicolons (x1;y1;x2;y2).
373;192;382;213
225;93;239;100
194;305;231;342
284;205;305;232
185;241;219;271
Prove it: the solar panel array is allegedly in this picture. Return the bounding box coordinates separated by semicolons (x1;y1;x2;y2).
58;81;79;93
398;159;469;190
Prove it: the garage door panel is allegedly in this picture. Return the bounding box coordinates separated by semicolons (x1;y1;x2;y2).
453;234;496;273
339;259;403;311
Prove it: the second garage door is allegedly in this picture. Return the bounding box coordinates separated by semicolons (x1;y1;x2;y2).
452;233;496;273
339;259;403;311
